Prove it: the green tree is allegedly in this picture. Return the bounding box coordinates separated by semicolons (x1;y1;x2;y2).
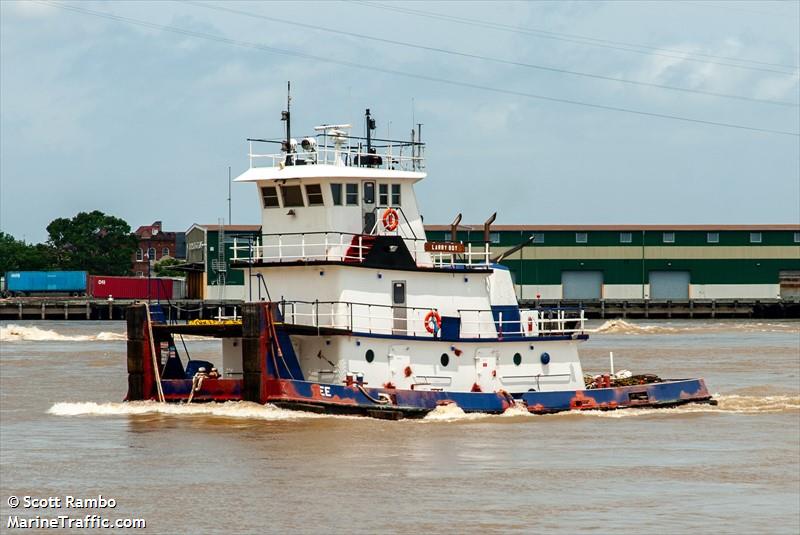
153;256;184;278
0;232;54;272
46;211;137;275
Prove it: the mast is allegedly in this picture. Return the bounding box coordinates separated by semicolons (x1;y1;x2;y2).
281;81;293;165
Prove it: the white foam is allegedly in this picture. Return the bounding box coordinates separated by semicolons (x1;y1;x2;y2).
590;319;800;335
0;324;126;342
47;401;339;420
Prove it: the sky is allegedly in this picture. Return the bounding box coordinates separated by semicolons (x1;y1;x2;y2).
1;0;798;243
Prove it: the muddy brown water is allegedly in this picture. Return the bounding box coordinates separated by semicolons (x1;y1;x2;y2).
1;319;798;534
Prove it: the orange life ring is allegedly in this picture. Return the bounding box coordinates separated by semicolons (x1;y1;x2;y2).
382;208;399;231
424;310;441;334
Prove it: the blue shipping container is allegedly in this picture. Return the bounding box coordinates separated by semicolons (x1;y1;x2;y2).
5;271;87;294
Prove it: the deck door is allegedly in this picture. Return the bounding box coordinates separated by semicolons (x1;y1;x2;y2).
392;281;407;335
362;181;376;233
475;348;499;392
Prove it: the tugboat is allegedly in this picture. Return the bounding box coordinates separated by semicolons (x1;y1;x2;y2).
125;96;714;419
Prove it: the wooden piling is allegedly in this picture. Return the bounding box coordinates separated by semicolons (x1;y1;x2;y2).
126;304;147;401
241;303;264;403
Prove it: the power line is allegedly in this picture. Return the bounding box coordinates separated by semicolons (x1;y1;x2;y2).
184;0;797;107
39;1;799;137
352;0;800;74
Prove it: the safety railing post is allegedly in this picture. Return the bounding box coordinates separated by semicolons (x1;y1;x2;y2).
358;235;363;262
233;237;238;261
301;234;306;259
278;235;283;262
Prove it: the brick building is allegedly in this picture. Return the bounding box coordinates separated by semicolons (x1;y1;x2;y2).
132;221;182;276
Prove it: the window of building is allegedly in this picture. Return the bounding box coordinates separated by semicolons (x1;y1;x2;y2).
378;184;389;206
794;232;800;243
663;232;675;244
330;183;342;206
620;232;632;244
750;232;762;243
305;184;324;206
707;232;719;243
148;247;156;260
162;247;170;257
532;233;544;244
391;184;401;206
575;232;588;244
261;186;279;208
136;271;144;277
136;248;143;261
345;183;359;205
490;232;500;244
281;185;304;207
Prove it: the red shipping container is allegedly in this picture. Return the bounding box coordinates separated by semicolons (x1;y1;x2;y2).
90;275;174;300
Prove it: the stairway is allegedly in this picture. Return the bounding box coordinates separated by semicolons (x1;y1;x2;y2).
343;234;376;263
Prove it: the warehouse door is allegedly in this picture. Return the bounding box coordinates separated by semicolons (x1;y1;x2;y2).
779;271;800;300
561;271;603;299
649;271;690;299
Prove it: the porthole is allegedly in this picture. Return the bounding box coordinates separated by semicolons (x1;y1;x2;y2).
513;353;522;366
540;352;550;365
365;349;375;363
440;353;450;367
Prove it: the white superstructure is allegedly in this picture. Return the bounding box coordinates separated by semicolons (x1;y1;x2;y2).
229;110;587;394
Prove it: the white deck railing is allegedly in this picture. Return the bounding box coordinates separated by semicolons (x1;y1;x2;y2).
277;300;585;339
249;139;424;172
231;232;494;270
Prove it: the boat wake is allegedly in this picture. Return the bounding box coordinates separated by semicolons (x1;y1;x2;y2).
590;319;800;335
1;324;126;342
47;394;798;423
48;401;342;420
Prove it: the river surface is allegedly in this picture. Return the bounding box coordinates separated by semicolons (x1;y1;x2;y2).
1;319;798;534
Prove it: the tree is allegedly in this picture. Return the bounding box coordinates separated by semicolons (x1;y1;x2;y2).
0;232;54;272
46;211;137;275
153;256;184;278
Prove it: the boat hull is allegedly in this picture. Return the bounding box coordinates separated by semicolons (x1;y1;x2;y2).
159;377;713;418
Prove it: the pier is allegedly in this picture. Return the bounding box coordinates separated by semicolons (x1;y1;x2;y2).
1;297;797;321
0;298;243;321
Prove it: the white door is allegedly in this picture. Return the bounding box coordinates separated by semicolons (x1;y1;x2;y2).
389;347;412;389
475;348;499;392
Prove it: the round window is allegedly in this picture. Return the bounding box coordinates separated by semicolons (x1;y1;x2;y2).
440;353;450;367
365;349;375;363
540;352;551;365
513;353;522;366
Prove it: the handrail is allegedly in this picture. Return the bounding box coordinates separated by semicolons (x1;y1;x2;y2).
230;231;494;270
273;299;585;339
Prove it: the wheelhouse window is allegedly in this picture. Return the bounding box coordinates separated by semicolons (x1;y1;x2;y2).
305;184;324;206
330;183;342;206
345;184;359;205
391;184;401;206
794;232;800;243
379;184;389;206
281;185;304;207
620;232;632;243
707;232;719;243
261;186;280;208
575;232;588;244
532;233;544;244
663;232;675;244
750;232;762;243
136;248;143;261
490;232;500;244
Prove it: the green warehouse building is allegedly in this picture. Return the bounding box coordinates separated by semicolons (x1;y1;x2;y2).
424;225;800;303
